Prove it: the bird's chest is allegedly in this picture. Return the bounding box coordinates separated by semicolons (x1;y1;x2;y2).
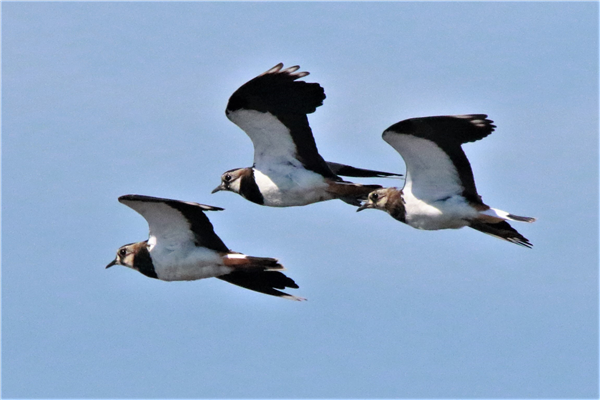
150;245;232;281
403;192;477;230
253;167;332;207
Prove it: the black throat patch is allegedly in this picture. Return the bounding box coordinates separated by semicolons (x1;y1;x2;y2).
240;169;265;205
133;245;158;279
391;192;407;223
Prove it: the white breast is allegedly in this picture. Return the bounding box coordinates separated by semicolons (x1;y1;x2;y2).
253;168;333;207
402;190;478;230
150;245;233;281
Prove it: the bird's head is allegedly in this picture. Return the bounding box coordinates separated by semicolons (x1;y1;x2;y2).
212;168;249;195
357;188;395;212
106;242;144;271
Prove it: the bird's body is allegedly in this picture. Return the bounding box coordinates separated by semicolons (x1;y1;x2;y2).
401;190;479;230
146;239;229;281
213;63;400;207
252;166;333;207
107;195;304;300
358;115;535;247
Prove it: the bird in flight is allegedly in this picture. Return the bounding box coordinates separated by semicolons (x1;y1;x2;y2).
357;115;535;247
212;63;401;207
107;194;304;300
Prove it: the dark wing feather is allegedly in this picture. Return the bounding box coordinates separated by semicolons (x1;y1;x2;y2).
227;64;324;115
226;64;337;179
326;161;402;178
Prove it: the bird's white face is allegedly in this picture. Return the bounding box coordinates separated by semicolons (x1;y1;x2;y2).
106;243;137;270
212;168;247;195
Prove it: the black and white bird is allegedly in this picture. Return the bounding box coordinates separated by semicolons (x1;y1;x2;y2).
357;115;536;247
106;195;304;300
212;63;401;207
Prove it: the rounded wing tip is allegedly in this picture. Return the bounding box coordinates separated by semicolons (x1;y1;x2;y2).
283;65;300;73
118;194;140;202
264;63;284;75
262;63;310;79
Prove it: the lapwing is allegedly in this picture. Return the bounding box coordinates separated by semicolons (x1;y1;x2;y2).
212;63;401;207
106;195;304;300
357;115;536;247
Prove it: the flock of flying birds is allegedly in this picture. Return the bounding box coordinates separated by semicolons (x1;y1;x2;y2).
107;63;536;301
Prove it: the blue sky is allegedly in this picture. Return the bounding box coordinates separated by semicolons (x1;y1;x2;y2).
2;2;598;398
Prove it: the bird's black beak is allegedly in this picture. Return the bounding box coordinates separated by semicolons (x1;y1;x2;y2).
106;259;118;269
211;184;224;194
356;202;372;212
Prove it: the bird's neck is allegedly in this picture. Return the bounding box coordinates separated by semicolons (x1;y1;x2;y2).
388;190;407;223
134;242;158;279
239;168;265;205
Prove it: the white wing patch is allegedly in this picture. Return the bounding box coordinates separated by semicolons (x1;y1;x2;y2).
120;199;196;252
223;253;247;260
384;132;463;202
147;235;157;251
227;109;303;170
480;207;532;222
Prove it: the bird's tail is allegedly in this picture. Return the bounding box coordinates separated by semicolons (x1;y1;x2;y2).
470;220;533;248
327;181;382;206
219;254;305;301
480;207;536;223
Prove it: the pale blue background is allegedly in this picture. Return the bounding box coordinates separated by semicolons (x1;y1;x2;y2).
2;2;598;399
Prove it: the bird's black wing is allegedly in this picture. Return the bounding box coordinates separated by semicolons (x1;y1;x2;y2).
226;63;337;179
326;161;402;178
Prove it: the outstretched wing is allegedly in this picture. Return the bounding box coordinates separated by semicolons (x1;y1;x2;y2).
226;63;337;179
118;195;229;252
383;115;495;204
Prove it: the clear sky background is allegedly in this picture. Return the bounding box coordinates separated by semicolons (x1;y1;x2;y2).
2;2;598;399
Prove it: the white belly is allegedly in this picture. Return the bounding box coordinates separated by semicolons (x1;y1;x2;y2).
151;246;233;281
403;192;478;230
254;167;334;207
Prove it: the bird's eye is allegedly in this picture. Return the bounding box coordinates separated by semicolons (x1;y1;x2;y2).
118;249;127;257
370;193;379;201
224;174;232;182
